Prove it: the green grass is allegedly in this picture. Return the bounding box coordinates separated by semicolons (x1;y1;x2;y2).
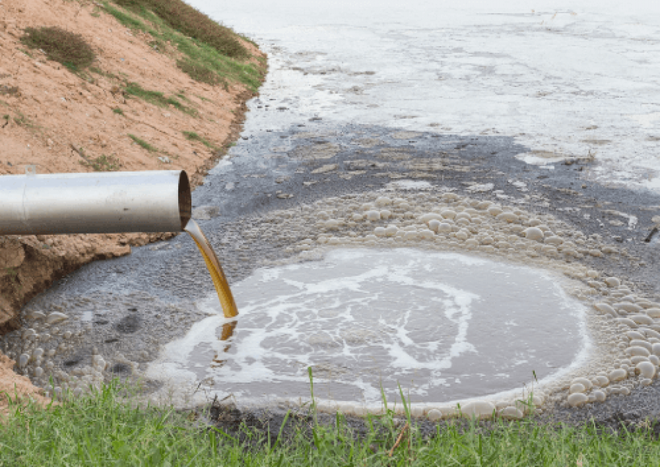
112;0;248;59
128;134;158;152
20;26;95;72
81;154;120;171
17;48;33;58
123;82;196;116
89;66;120;81
112;107;124;116
12;111;39;129
100;0;264;92
1;381;660;466
176;58;225;87
103;2;147;30
183;131;220;151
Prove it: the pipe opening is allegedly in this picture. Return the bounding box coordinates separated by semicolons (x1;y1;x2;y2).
178;171;192;231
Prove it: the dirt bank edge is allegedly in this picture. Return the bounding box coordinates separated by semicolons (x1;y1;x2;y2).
0;0;267;334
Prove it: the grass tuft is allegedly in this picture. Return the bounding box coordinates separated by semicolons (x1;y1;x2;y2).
112;107;124;116
81;154;121;171
12;111;39;129
20;26;95;71
128;134;158;152
183;131;219;151
176;58;224;87
123;82;196;116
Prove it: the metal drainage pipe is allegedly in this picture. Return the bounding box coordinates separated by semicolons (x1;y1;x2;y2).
0;170;191;235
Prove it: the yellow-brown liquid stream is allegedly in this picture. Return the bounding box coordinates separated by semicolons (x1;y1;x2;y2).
184;219;239;318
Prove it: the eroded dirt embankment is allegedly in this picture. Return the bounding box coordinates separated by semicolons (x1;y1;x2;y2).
0;0;264;345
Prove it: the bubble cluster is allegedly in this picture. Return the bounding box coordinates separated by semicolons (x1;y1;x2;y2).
1;290;202;400
0;310;106;398
219;186;658;419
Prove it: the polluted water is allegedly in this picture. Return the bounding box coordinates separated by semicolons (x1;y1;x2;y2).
184;219;239;319
147;247;588;414
143;188;650;419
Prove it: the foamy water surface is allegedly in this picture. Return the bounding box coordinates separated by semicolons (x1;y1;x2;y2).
148;249;587;405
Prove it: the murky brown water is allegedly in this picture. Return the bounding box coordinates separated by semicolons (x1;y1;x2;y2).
185;219;239;318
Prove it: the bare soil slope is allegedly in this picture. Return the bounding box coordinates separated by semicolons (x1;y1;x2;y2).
0;0;265;405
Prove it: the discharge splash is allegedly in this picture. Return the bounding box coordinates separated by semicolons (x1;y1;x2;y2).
184;219;239;318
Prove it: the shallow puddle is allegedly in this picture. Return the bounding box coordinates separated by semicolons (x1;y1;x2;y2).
147;248;588;407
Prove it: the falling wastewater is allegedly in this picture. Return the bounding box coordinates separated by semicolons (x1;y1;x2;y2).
184;219;239;319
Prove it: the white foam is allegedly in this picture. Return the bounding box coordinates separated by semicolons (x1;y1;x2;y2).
386;180;433;190
146;248;588;407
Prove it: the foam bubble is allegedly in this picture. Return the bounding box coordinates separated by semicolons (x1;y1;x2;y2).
630;315;653;326
460;401;496;419
567;393;589;407
605;277;621;288
593;390;607;402
569;383;586;394
46;312;68;325
420;213;443;223
18;354;28;367
427;408;442;421
499;406;524;420
375;197;392;207
647;308;660;318
524;227;544;242
365;210;381;221
609;369;627;382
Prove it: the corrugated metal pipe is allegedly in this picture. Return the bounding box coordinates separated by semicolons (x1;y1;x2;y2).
0;170;191;235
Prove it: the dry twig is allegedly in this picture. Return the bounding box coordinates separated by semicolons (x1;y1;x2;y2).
388;422;409;457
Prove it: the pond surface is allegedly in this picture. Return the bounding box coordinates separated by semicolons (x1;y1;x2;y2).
148;249;588;405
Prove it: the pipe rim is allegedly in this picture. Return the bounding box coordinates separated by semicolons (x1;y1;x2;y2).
178;171;192;230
